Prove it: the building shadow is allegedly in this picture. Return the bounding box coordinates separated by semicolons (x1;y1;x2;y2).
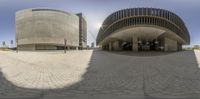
0;67;43;99
0;50;200;99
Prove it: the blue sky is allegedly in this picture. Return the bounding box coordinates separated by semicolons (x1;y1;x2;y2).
0;0;199;47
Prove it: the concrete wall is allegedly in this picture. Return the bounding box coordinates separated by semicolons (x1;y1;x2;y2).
164;38;178;51
35;45;57;50
16;8;79;50
18;45;35;50
113;40;121;51
132;37;138;51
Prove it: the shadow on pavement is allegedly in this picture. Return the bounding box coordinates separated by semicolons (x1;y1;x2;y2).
0;50;200;99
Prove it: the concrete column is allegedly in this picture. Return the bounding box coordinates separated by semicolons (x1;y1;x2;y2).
76;47;79;50
106;44;109;50
132;37;138;52
179;44;182;51
67;46;70;50
109;42;112;51
164;38;177;51
113;40;121;51
177;42;182;51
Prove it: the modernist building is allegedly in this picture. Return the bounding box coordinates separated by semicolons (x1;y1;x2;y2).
96;8;190;51
76;13;87;49
16;8;87;50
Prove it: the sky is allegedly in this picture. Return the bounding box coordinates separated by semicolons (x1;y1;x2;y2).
0;0;200;47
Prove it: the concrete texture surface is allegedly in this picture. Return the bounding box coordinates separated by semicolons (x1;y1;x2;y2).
16;8;79;50
0;50;200;99
96;8;190;46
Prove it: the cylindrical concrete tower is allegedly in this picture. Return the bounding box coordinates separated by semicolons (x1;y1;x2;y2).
16;8;80;50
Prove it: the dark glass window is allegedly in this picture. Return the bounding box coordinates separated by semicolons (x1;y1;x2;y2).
135;8;138;16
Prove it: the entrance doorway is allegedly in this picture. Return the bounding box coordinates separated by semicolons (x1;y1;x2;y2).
122;42;132;50
138;40;161;51
121;40;162;51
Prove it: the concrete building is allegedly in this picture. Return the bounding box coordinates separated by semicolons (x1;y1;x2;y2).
91;42;95;48
16;8;87;50
193;45;200;49
76;13;87;49
96;8;190;51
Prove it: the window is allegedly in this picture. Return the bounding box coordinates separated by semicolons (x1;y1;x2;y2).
117;12;119;19
136;8;138;16
151;9;154;16
160;10;163;17
132;9;134;16
148;8;151;15
122;11;124;18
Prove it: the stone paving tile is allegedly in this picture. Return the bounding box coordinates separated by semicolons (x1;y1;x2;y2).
0;50;200;98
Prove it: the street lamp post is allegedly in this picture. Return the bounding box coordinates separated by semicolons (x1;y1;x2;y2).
16;39;18;53
64;39;67;54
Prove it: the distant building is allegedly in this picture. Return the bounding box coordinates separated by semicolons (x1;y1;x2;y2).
193;45;200;49
76;13;87;49
91;42;95;48
2;41;6;47
96;8;190;52
16;8;87;50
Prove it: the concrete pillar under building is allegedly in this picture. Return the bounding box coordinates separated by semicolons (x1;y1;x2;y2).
164;38;178;51
67;46;70;50
132;37;138;52
113;40;121;51
103;45;107;50
177;42;182;51
109;42;112;51
76;47;79;50
106;44;109;50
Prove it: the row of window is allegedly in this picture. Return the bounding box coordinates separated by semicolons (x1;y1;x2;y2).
32;9;70;15
79;19;87;43
97;17;189;44
102;8;188;35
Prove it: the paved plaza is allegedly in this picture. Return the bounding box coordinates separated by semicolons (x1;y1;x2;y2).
0;50;200;99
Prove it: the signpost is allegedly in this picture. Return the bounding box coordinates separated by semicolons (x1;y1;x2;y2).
64;39;67;54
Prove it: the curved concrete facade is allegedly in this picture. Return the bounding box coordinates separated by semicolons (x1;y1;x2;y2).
16;8;80;50
96;8;190;51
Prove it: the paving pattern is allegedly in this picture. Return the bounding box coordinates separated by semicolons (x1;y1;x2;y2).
0;50;200;99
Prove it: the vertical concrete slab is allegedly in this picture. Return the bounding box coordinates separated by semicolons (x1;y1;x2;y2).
113;40;121;51
67;46;70;50
164;38;178;51
132;37;138;51
18;45;35;50
109;42;112;51
177;42;182;51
